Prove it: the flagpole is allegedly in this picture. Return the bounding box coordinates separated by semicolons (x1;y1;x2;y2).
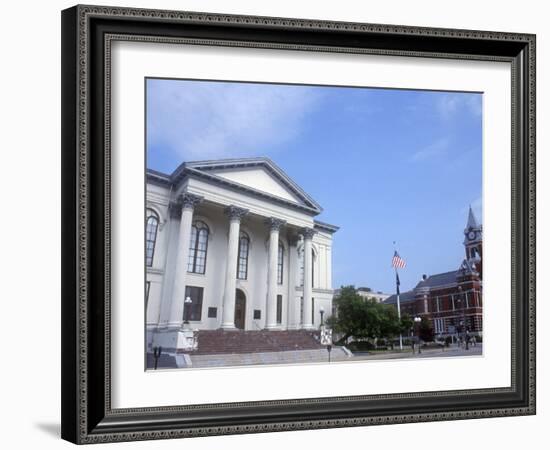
393;241;403;351
396;267;403;351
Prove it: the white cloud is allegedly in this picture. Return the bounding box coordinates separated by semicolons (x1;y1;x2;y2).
436;92;482;119
410;138;450;162
465;95;483;117
147;80;321;161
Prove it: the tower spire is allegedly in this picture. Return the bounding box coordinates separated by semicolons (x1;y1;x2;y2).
463;205;482;278
465;205;480;231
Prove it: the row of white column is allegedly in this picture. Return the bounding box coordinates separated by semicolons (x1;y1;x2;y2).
166;192;317;331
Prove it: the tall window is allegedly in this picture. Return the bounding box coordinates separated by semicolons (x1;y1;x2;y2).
188;221;209;274
277;242;284;284
145;209;159;267
299;249;315;287
237;231;250;280
184;286;204;321
276;295;283;324
145;281;151;308
311;251;315;287
434;318;445;334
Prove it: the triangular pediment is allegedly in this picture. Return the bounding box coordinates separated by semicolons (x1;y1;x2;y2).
209;166;302;203
184;158;322;213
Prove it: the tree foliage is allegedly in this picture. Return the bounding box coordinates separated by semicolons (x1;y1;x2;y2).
418;317;434;342
328;286;412;345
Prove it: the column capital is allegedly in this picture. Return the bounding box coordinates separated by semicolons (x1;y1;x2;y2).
169;193;203;217
301;227;317;240
225;205;249;222
265;217;286;232
180;192;203;210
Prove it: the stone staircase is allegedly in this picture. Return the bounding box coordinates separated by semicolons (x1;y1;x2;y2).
188;348;348;368
179;329;324;355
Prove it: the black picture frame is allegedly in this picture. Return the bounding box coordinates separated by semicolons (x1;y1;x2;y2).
61;4;536;444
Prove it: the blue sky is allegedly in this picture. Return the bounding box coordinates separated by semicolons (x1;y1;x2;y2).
146;78;482;294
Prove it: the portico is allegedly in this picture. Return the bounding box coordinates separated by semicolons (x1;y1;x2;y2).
146;158;338;352
220;205;249;330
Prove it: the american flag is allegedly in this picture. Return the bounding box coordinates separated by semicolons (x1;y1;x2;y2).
391;250;406;269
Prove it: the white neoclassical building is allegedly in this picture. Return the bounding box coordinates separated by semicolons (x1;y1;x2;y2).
146;157;338;352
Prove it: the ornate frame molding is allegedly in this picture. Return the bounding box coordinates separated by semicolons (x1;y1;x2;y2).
61;4;535;444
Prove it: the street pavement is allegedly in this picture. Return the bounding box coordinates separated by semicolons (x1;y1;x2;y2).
147;344;482;370
351;344;482;361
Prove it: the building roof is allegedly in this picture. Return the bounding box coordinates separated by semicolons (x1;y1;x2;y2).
313;219;340;234
384;270;462;305
333;287;389;297
414;270;459;289
147;157;325;216
383;290;416;305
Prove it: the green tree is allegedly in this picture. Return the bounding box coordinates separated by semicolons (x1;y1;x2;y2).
327;286;369;344
329;287;405;346
418;317;434;342
378;303;402;341
400;313;413;336
362;298;385;340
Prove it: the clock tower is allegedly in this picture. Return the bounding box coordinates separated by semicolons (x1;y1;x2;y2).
463;206;482;278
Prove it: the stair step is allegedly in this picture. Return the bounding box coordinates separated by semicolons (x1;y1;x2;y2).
180;330;324;355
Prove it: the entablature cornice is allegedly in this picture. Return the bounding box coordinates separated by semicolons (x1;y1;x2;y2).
185;178;316;229
176;168;322;216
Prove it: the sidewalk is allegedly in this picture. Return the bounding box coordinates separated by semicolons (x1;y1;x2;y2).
350;344;482;361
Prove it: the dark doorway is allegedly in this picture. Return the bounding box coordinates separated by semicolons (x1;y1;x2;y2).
235;289;246;329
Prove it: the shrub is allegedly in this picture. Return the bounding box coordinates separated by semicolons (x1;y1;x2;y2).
348;340;375;352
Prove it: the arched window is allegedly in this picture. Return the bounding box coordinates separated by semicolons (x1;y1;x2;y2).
237;231;250;280
277;242;284;284
145;209;159;267
188;221;209;274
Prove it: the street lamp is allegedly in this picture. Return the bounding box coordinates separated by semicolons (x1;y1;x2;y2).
184;296;192;325
319;306;325;327
153;345;162;370
320;326;332;363
414;316;422;354
457;286;469;350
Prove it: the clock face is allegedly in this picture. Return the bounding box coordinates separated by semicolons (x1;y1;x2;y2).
468;231;476;240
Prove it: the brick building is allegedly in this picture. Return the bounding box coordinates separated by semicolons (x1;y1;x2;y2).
383;207;483;340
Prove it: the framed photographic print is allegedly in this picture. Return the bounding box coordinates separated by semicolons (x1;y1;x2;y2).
61;4;536;444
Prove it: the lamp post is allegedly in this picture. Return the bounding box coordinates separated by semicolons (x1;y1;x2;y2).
319;306;325;327
320;326;332;363
457;286;469;350
184;296;192;325
153;345;162;370
414;316;422;354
